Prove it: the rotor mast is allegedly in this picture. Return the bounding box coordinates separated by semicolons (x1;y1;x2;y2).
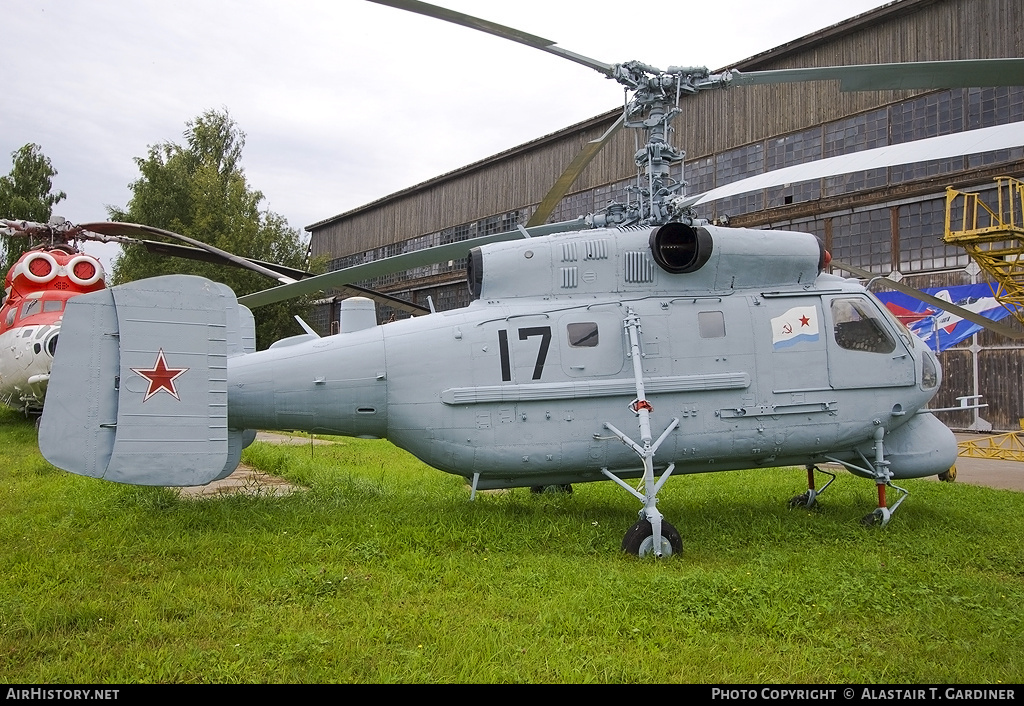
598;62;731;227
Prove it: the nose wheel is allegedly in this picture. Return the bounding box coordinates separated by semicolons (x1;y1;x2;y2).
621;517;683;557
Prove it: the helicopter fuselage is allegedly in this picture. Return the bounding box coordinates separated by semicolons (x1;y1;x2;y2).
225;224;953;488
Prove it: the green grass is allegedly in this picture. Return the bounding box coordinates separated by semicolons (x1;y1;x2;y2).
1;407;1023;683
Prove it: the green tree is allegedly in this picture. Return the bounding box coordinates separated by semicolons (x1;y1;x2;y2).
0;143;67;271
110;109;312;349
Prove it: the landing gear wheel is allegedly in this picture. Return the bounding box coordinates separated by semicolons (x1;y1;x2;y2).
621;518;683;557
529;484;573;494
938;466;957;483
788;491;816;509
861;507;892;528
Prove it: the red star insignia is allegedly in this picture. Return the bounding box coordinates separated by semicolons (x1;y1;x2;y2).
799;315;811;327
131;349;188;402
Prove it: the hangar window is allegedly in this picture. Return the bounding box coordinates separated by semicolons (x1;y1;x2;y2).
830;209;892;274
899;198;969;272
831;298;896;354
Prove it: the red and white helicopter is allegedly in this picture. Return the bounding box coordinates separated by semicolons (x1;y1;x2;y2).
0;222;105;413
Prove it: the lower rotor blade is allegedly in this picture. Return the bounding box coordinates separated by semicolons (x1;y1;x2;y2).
324;284;431;316
239;218;584;308
832;260;1024;340
527;115;624;227
680;122;1024;208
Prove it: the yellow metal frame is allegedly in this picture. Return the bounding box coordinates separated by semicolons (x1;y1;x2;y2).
958;421;1024;462
944;176;1024;318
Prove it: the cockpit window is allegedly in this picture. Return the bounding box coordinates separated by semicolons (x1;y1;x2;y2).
831;298;896;354
20;299;42;319
43;300;63;313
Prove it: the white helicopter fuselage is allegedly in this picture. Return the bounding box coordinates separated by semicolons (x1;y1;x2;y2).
0;322;60;412
226;224;952;488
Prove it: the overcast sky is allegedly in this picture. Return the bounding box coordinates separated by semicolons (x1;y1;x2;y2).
2;0;894;265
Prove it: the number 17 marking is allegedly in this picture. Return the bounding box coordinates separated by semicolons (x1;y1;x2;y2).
498;326;552;381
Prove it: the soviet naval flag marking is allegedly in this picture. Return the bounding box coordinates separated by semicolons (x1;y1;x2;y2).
771;306;819;349
130;349;189;402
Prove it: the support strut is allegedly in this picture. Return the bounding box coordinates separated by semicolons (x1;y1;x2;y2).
601;308;680;556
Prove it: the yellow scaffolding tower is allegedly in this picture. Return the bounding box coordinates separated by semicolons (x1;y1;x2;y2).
944;176;1024;321
944;177;1024;464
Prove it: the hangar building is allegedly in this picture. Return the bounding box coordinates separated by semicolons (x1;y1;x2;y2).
306;0;1024;430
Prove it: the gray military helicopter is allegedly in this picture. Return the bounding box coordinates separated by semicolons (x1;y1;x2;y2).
37;0;1024;556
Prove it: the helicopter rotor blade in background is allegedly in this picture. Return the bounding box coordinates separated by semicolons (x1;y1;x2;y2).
365;0;616;77
831;260;1024;341
526;115;625;228
127;240;312;282
79;222;299;285
82;222;431;316
730;58;1024;92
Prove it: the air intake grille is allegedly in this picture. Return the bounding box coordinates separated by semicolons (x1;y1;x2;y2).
624;251;654;283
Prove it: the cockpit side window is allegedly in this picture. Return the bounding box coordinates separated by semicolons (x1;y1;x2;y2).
831;298;896;354
43;300;63;313
20;299;42;320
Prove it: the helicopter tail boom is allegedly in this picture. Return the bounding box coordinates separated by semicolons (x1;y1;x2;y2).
38;275;256;487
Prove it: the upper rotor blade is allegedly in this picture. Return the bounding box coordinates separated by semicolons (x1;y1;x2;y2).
366;0;615;77
680;122;1024;208
527;115;625;228
239;218;584;308
832;260;1024;341
731;58;1024;92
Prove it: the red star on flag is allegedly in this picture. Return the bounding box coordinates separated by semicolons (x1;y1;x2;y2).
131;349;188;402
799;315;811;327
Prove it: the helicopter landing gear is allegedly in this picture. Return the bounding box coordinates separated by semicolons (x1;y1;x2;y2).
860;475;909;528
530;484;573;494
938;465;957;482
825;426;910;528
788;464;836;509
861;506;890;527
600;308;681;558
621;517;683;557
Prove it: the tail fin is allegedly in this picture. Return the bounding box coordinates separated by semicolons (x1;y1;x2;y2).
39;275;255;486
